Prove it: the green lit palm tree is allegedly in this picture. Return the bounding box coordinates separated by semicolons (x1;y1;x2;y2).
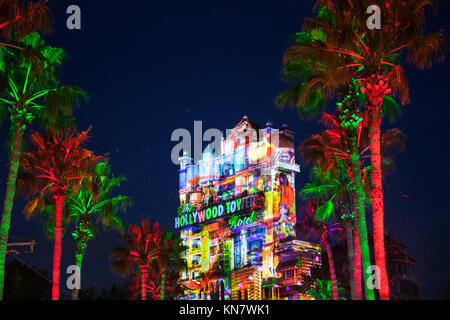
300;112;374;299
276;20;376;299
69;162;130;300
0;32;87;298
153;230;186;300
307;279;346;300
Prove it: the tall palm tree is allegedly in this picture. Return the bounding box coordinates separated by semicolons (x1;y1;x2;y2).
18;128;101;300
110;219;166;300
68;162;130;300
276;21;376;299
0;32;87;299
146;237;185;300
307;279;346;300
292;0;444;299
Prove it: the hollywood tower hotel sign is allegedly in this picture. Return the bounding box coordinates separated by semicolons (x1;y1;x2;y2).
175;117;320;300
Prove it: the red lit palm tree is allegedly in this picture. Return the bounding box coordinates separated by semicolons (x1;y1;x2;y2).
276;15;375;299
0;32;87;299
18;128;101;300
300;112;405;299
300;113;373;299
110;219;166;300
0;0;51;45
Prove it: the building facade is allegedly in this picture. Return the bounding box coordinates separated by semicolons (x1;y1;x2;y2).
175;116;321;300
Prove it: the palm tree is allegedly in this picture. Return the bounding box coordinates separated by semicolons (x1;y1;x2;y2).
300;112;405;299
68;161;130;300
307;279;346;300
18;128;101;300
110;219;166;300
298;200;343;300
0;0;51;45
156;230;186;300
276;20;376;299
300;112;375;299
0;32;87;299
302;161;357;300
291;0;444;299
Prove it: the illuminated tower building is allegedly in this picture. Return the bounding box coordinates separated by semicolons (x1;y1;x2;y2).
175;116;319;300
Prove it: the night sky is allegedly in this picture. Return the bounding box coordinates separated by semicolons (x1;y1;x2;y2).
1;0;449;299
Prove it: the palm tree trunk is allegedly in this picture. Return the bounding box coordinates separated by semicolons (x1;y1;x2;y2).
71;252;83;300
324;240;338;300
0;123;25;300
141;266;148;300
353;217;363;300
160;268;166;300
52;194;65;300
368;105;389;300
349;148;375;300
345;220;355;299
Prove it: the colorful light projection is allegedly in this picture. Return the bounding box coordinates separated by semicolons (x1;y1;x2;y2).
177;117;304;300
175;195;256;229
273;207;296;241
227;211;256;229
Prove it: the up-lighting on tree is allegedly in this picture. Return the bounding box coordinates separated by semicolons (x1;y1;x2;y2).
0;32;87;299
17;128;101;300
300;111;405;299
68;162;130;300
299;111;373;299
110;219;166;300
276;18;376;300
307;279;346;300
153;231;186;300
0;0;51;45
287;0;444;299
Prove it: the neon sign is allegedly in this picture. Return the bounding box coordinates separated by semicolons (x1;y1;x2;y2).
175;195;256;229
227;211;256;229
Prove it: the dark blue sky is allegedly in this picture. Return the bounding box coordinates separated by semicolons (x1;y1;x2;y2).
1;0;449;299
